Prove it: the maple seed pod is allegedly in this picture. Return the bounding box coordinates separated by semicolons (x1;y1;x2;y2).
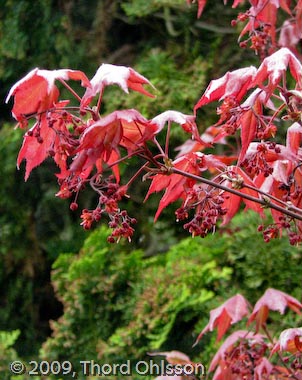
239;41;248;48
107;236;116;244
70;202;78;211
109;221;118;228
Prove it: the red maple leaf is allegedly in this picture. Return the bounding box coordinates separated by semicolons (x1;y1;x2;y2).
272;327;302;354
151;110;206;143
17;101;72;180
6;68;90;123
237;89;265;163
251;48;302;97
194;294;250;344
17;116;56;180
78;109;157;156
81;64;155;108
286;121;302;155
194;66;257;113
240;1;278;45
69;149;121;183
70;109;157;179
279;20;302;53
145;156;198;221
248;288;302;332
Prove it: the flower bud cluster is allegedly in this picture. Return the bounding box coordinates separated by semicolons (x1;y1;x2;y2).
233;10;273;57
258;215;302;245
256;123;277;140
249;26;272;55
176;186;227;238
45;110;83;156
241;143;281;177
279;182;302;203
223;340;268;379
217;97;239;122
107;210;137;243
76;175;136;242
290;355;302;370
80;208;103;230
216;96;241;136
257;224;280;243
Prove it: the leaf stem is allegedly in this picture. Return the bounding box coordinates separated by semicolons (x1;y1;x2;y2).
165;120;171;157
58;78;82;103
95;87;104;115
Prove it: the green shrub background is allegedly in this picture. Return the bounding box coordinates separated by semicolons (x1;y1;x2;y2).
41;214;302;378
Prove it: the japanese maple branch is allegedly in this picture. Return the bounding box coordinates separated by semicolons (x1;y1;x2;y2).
171;167;302;222
125;162;151;188
243;182;302;216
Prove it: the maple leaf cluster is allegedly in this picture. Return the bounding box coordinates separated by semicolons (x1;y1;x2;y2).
151;289;302;379
5;0;302;245
188;0;302;57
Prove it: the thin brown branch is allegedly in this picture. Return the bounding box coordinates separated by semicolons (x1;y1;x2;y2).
243;182;302;216
171;167;302;222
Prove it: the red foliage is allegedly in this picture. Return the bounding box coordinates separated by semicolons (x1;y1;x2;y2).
272;327;302;354
194;294;250;344
5;1;302;244
80;63;155;108
193;289;302;379
6;68;90;124
247;288;302;332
